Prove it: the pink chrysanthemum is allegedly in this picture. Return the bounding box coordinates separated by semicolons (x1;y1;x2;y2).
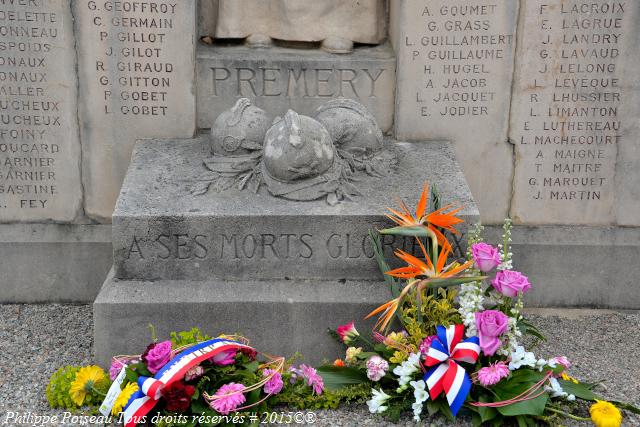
300;364;324;395
263;369;284;395
109;360;127;381
210;382;246;415
477;361;510;386
418;336;436;356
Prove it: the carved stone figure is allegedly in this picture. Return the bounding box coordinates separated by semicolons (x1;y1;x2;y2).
315;98;393;177
209;98;271;156
192;98;395;204
315;98;383;155
261;110;352;203
215;0;387;53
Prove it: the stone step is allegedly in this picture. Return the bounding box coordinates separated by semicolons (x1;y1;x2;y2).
112;137;478;281
93;269;392;366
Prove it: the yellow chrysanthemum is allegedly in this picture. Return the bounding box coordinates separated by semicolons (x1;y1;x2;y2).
345;347;362;363
111;382;139;415
69;366;107;407
561;372;579;384
590;400;622;427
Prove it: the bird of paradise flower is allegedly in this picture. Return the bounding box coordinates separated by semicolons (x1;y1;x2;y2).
382;183;464;245
367;185;484;332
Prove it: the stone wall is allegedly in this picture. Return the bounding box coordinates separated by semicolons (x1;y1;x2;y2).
391;0;639;227
1;0;638;307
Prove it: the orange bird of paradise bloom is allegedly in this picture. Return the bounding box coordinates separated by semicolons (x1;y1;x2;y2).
385;183;464;245
365;239;476;332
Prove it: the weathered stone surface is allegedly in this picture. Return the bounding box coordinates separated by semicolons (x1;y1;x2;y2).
390;0;518;223
196;44;395;132
484;225;640;309
509;0;639;225
0;224;112;302
94;269;389;367
215;0;386;45
0;0;82;222
112;136;478;281
75;0;197;222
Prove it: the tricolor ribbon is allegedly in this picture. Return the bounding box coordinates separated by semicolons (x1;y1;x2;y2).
423;324;480;416
122;338;252;427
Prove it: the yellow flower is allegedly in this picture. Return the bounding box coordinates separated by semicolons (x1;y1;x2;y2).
389;350;408;364
345;347;362;363
69;366;108;406
111;382;139;415
590;400;622;427
561;372;579;384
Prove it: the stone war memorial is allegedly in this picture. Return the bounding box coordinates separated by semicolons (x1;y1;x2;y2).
1;0;640;425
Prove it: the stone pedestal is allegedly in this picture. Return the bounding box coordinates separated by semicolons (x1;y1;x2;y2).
94;136;478;365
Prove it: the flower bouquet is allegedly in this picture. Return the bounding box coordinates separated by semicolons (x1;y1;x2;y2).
327;184;640;426
46;328;339;426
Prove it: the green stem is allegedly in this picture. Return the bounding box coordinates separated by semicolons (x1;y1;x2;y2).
546;406;590;421
90;386;107;397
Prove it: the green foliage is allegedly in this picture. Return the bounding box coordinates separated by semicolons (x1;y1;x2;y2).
274;382;370;410
401;287;461;343
170;327;212;349
46;365;81;409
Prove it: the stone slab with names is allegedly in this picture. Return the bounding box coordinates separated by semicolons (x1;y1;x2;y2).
390;0;518;223
112;136;478;281
509;0;640;225
74;0;196;222
0;0;82;222
196;44;396;133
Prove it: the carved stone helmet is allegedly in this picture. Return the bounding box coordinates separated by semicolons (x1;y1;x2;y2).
263;110;334;182
314;98;383;155
262;110;340;201
210;98;271;155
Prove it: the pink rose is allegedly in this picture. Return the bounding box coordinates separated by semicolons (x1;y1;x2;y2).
471;243;501;272
491;270;531;298
211;349;237;366
142;341;172;374
475;310;509;356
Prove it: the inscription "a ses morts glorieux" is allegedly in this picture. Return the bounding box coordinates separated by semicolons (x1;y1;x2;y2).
125;232;423;261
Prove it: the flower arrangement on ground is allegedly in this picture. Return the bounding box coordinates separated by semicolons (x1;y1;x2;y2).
46;327;368;426
327;184;640;426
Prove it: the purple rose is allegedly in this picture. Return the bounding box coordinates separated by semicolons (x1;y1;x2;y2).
475;310;509;356
471;243;501;272
491;270;531;298
142;341;172;374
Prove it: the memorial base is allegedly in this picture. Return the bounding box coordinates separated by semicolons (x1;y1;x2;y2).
94;269;388;366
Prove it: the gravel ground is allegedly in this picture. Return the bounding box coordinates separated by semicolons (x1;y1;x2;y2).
0;304;638;426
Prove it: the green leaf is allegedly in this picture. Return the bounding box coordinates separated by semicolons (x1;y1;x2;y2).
316;366;368;391
426;276;487;288
368;230;401;298
476;395;499;422
244;360;259;373
495;393;549;417
379;226;430;237
609;400;640;415
557;379;600;401
426;399;440;416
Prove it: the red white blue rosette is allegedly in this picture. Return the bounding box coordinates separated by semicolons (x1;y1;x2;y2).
423;324;480;416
